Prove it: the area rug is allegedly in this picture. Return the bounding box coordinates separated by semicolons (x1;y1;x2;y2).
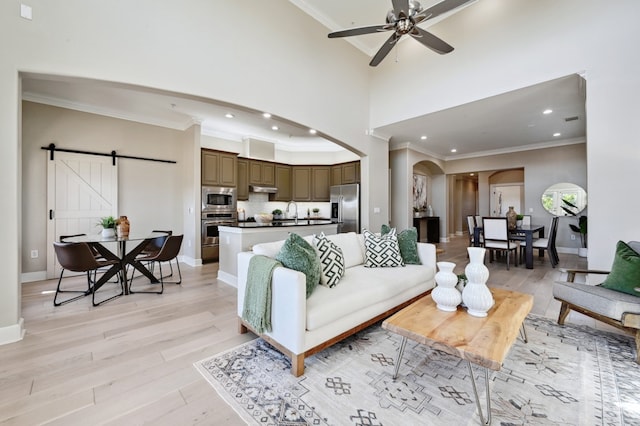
194;316;640;425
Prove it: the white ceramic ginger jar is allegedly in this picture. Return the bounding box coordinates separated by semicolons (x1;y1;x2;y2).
462;247;494;317
432;261;462;312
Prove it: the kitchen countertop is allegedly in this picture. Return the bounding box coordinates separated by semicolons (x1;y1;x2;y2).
231;219;334;228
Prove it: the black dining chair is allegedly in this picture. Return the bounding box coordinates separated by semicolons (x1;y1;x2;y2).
53;241;123;306
129;234;183;294
519;216;559;267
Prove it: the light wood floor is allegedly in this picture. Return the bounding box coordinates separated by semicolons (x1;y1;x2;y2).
2;236;616;425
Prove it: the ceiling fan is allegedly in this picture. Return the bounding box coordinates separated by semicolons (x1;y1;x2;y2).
328;0;473;67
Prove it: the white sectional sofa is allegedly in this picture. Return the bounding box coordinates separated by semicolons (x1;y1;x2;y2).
237;231;437;376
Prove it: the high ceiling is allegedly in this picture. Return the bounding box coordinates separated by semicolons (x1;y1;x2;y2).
20;1;586;159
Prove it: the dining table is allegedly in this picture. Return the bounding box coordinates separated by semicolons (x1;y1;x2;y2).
474;224;545;269
63;231;169;295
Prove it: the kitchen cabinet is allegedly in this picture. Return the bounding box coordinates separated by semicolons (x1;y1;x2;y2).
312;166;331;201
201;149;237;187
291;166;311;201
237;159;249;200
270;164;292;201
331;161;360;186
249;160;275;186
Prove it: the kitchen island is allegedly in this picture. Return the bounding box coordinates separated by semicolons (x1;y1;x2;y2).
217;220;338;287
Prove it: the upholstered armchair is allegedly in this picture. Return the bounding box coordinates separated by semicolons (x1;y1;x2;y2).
553;241;640;363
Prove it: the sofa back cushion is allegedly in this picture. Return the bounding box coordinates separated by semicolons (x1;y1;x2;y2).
325;232;365;268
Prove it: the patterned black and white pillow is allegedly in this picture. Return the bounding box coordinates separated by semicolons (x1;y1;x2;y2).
313;233;345;287
363;229;404;268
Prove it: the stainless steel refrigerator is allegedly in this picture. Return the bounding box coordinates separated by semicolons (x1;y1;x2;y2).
330;184;360;233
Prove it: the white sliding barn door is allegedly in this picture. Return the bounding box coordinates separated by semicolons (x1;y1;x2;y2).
46;152;118;279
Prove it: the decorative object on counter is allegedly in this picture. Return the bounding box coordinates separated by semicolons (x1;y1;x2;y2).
254;213;273;224
271;209;283;219
462;247;494;317
237;208;246;222
116;215;130;238
99;216;116;238
427;205;434;217
312;207;320;217
432;261;461;312
307;208;310;217
506;206;517;230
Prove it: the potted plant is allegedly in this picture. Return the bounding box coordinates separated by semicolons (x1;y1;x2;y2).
562;199;587;257
99;215;116;237
516;214;524;227
271;209;283;219
312;207;320;217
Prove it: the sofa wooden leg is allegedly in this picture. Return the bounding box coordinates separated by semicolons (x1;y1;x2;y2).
238;318;248;334
558;302;570;325
635;330;640;364
291;353;305;377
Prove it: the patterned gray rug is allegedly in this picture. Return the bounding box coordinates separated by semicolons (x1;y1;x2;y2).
194;316;640;425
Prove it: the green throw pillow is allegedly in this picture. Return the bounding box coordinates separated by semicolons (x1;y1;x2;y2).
381;224;421;265
599;240;640;296
275;233;321;298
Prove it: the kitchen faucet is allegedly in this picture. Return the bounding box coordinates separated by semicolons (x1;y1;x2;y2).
286;200;298;224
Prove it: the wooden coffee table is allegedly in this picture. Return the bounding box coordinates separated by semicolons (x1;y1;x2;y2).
382;288;533;425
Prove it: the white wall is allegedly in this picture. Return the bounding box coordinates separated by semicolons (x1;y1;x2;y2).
0;0;386;342
371;0;639;268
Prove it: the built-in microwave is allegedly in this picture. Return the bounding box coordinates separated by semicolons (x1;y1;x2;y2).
202;186;237;212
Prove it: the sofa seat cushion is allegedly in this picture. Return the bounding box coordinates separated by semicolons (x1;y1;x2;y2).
305;264;434;331
553;280;640;320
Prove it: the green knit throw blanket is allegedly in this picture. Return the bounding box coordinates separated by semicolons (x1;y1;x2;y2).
242;255;282;334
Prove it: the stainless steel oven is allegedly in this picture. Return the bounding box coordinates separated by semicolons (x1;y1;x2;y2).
202;186;237;212
201;211;237;263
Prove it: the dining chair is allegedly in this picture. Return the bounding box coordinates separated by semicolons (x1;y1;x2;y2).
53;241;123;306
467;215;482;247
519;216;559;267
482;217;519;270
129;234;183;294
138;230;174;278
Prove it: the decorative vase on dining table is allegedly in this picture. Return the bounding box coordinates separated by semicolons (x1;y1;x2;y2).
432;261;461;312
462;247;494;317
116;215;130;238
506;206;517;230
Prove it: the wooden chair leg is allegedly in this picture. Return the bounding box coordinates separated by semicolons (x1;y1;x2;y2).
291;353;305;377
558;302;570;325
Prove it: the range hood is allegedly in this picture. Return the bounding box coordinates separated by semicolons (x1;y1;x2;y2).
249;185;278;193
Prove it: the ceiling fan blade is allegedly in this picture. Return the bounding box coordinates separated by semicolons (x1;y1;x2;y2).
411;27;454;54
392;0;410;16
416;0;474;22
328;24;391;38
370;33;401;67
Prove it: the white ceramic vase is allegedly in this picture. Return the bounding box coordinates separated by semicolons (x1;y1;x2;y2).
462;247;494;317
432;261;461;312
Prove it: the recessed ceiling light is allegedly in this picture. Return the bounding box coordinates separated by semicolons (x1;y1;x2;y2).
420;135;427;140
225;113;234;119
543;109;553;115
262;112;271;118
553;132;561;137
309;129;317;135
271;125;279;131
451;148;457;153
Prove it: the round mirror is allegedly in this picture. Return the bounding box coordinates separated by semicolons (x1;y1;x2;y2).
541;183;587;216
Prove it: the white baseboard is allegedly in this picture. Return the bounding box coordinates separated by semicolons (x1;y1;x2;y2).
21;271;47;283
0;318;25;346
217;270;237;288
179;255;201;267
